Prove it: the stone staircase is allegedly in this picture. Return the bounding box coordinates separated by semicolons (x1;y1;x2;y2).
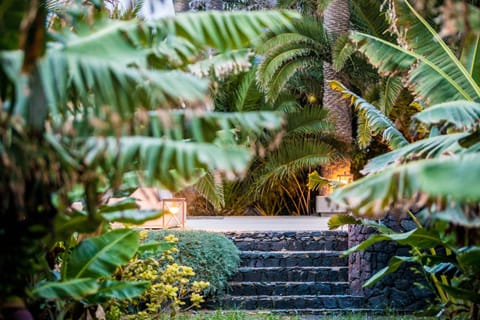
217;231;366;314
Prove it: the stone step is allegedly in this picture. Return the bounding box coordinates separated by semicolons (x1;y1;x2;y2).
224;231;348;252
230;266;348;282
219;295;365;310
228;281;350;296
239;251;347;268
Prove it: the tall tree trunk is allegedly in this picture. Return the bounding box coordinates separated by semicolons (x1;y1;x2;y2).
174;0;190;12
321;0;352;195
208;0;223;10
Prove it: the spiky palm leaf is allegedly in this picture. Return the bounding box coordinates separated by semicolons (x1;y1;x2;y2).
256;17;330;103
330;80;408;149
251;138;336;197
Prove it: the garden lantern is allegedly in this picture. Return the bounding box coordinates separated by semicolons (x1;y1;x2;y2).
161;198;187;229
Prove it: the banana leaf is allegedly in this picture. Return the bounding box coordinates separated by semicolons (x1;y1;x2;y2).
65;228;139;279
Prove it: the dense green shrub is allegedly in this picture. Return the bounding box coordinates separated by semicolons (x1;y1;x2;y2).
146;230;240;297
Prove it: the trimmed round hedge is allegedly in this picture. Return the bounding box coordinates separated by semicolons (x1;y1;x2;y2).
146;230;240;297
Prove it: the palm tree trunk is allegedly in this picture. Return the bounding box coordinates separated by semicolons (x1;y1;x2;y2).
321;0;352;195
174;0;190;12
207;0;223;10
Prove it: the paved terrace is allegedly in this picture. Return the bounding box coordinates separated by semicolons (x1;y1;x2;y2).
140;216;339;232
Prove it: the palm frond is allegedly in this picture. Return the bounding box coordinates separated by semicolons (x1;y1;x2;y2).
331;153;480;218
332;34;356;72
146;110;284;143
83;137;252;191
188;49;253;79
330;80;408;149
283;106;333;135
379;76;404;115
193;171;225;209
40;52;208;123
229;68;266;112
158;10;301;51
350;0;392;39
413;101;480;132
252;139;337;195
356;111;372;149
362;133;468;175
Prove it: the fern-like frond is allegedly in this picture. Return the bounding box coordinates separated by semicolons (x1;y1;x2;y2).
350;0;392;39
330;80;408;149
194;171;225;209
284;106;333;135
379;76;404;115
356;110;372;149
252;139;337;196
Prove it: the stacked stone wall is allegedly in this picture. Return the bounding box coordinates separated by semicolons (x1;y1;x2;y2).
348;215;433;311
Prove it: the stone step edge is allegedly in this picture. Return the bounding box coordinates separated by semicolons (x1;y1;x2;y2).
221;294;362;299
199;308;385;314
228;281;350;286
270;308;385;314
223;231;348;235
239;250;345;254
236;266;347;271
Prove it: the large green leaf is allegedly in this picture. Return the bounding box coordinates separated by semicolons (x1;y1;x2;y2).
363;256;415;288
362;133;467;175
461;34;480;85
330;80;408;149
33;278;99;301
392;0;480;102
457;246;480;276
84;137;252;190
327;214;361;230
88;280;149;303
350;27;480;105
343;228;448;256
101;209;164;225
413;101;480;131
434;207;480;228
65;228;139;279
332;153;480;218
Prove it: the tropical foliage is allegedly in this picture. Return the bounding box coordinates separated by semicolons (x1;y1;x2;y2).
0;0;299;317
328;0;480;317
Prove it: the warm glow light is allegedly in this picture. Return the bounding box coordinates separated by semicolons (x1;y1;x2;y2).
166;203;181;214
337;171;353;185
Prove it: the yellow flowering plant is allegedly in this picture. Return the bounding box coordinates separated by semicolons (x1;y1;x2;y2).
106;234;210;319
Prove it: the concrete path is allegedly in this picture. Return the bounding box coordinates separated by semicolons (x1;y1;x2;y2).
184;216;336;232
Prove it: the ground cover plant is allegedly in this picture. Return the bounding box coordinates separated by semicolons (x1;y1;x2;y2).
145;230;241;298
